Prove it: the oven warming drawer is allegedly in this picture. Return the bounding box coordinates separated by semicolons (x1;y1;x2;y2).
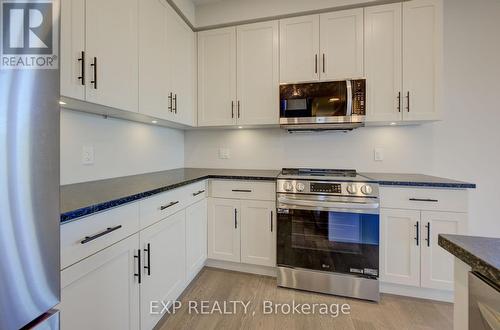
277;266;380;302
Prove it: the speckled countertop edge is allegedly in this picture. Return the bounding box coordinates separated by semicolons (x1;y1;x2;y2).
438;234;500;287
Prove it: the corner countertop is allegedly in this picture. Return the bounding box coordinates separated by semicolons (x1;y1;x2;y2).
60;168;475;223
439;234;500;287
60;168;280;223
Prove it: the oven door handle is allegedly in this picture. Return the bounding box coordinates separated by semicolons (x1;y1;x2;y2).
277;197;379;210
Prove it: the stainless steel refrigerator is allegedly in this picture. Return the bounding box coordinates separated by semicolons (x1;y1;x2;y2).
0;0;61;328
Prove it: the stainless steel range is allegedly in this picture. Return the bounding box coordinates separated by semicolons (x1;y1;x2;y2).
276;168;380;301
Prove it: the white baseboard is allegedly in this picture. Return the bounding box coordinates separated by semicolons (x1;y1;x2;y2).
380;282;453;302
206;259;277;277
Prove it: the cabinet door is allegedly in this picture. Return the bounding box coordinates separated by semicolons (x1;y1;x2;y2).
59;234;140;330
320;9;364;80
236;21;279;126
240;200;276;267
60;0;85;100
279;15;320;83
168;5;196;126
402;0;442;121
85;0;138;112
138;0;173;121
186;199;208;282
364;3;403;122
207;198;241;262
420;211;466;290
380;209;420;286
140;211;186;330
197;28;237;126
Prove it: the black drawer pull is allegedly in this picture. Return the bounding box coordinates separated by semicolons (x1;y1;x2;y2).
193;190;205;196
414;221;419;246
409;198;438;203
144;243;151;276
232;189;252;193
134;249;141;284
160;201;179;210
425;222;431;247
80;225;122;244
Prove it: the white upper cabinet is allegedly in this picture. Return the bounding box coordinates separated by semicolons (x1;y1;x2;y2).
279;15;320;83
138;0;172;121
85;0;138;112
402;0;442;121
167;5;197;126
60;0;85;100
364;3;403;122
198;28;237;127
420;211;466;291
320;9;364;80
236;21;279;125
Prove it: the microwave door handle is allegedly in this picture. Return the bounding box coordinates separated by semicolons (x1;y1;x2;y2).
346;80;353;116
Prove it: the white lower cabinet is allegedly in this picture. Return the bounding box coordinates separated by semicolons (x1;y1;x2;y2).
240;200;276;267
140;210;186;330
208;197;276;267
208;198;241;262
380;207;466;292
59;234;140;330
186;199;208;282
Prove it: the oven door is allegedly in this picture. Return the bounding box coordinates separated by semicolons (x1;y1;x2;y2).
277;194;380;278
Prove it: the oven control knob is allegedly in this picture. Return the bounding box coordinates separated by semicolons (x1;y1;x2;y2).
296;182;305;192
346;184;358;194
361;185;373;195
283;181;293;191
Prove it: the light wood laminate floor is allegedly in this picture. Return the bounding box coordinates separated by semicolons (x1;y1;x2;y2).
158;267;453;330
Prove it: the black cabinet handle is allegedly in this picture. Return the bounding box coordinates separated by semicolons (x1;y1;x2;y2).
80;225;122;244
414;221;419;246
270;211;273;232
192;190;205;196
237;101;240;118
406;91;410;112
144;243;151;276
160;201;179;210
231;101;234;118
168;92;173;112
232;189;252;193
134;249;141;284
90;57;97;89
315;54;318;74
397;92;401;112
234;208;238;229
425;222;431;247
409;198;438;203
322;54;325;73
77;51;85;85
173;94;177;114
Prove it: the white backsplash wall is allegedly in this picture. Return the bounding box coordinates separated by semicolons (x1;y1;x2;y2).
186;0;500;237
61;109;184;185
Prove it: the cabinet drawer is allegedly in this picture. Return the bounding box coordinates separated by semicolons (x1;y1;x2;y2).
140;188;186;229
61;202;140;269
210;180;275;201
380;187;468;212
182;180;208;207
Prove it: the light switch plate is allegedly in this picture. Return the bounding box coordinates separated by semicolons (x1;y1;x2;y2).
82;145;95;165
218;148;230;159
374;148;384;161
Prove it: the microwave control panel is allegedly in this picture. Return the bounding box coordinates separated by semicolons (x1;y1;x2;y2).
352;79;366;116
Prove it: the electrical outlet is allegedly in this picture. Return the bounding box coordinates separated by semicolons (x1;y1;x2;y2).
374;148;384;161
218;148;230;159
82;145;95;165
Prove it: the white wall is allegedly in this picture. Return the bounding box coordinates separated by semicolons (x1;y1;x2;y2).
195;0;379;28
61;110;184;185
185;0;500;237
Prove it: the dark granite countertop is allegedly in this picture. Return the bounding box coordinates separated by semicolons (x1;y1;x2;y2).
361;173;476;189
60;168;280;223
439;234;500;287
60;168;475;223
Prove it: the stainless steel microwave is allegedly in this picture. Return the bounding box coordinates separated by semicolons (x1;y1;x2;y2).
279;79;366;131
